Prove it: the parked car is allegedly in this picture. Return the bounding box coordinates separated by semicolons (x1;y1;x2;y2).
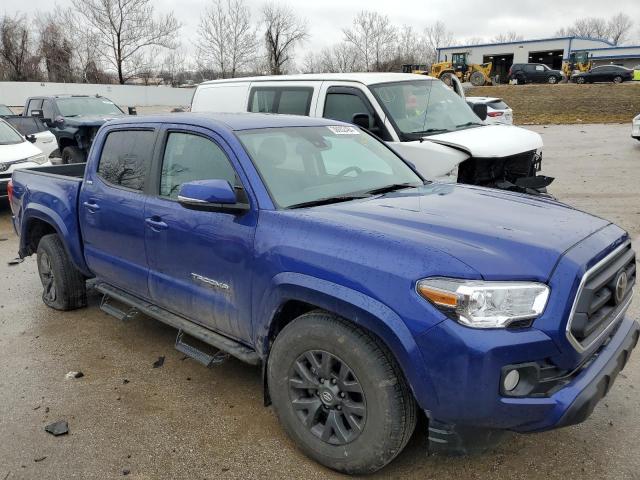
572;65;634;84
22;94;125;164
191;73;550;195
9;113;638;474
0;118;51;198
2;116;58;159
632;114;640;140
465;97;513;125
508;63;565;84
0;104;15;116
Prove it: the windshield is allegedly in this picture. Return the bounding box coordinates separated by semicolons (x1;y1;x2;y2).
0;119;24;145
369;80;482;138
57;97;123;117
237;126;423;209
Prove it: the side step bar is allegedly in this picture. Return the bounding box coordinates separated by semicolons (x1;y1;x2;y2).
94;282;261;366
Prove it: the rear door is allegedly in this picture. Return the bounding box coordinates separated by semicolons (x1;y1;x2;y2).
79;125;159;297
143;125;258;341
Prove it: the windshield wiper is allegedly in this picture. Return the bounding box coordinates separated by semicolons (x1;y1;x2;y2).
364;183;420;196
287;194;370;209
455;121;483;128
412;128;449;135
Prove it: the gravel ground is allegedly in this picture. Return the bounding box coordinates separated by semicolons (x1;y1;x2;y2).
0;123;639;479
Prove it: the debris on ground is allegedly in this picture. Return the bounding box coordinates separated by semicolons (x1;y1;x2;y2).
44;420;69;436
122;379;129;384
34;456;47;463
65;371;84;380
122;468;131;476
152;356;165;368
7;258;24;266
0;237;7;241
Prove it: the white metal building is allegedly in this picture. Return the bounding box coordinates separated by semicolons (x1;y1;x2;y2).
437;37;640;79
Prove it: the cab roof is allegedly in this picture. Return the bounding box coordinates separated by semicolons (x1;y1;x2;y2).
199;72;435;86
104;112;354;131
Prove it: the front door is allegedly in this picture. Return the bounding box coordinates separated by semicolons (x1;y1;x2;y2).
80;126;158;297
144;126;257;342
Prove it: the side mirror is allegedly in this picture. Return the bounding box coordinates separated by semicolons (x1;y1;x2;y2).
26;134;37;143
471;103;488;121
128;106;137;115
177;179;248;213
31;109;44;119
351;113;371;130
54;115;65;127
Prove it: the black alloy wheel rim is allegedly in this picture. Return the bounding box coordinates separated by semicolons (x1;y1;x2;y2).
39;252;57;302
288;350;367;445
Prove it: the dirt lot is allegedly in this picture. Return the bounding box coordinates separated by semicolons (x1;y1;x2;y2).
468;83;640;125
0;124;639;479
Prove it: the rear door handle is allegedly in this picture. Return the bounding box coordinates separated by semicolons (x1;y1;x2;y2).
145;217;168;231
83;201;100;213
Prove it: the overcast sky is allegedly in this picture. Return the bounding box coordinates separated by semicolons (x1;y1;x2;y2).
7;0;640;64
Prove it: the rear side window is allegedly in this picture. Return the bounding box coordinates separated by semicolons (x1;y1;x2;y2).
248;87;313;115
6;117;47;135
160;132;238;198
97;130;155;191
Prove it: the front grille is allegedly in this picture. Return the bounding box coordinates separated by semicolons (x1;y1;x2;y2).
457;150;538;186
567;241;636;351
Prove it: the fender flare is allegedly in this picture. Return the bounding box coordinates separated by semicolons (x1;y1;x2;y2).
256;272;439;411
20;205;91;276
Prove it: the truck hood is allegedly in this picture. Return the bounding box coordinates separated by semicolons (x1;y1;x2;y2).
63;114;126;127
304;184;610;281
426;124;543;157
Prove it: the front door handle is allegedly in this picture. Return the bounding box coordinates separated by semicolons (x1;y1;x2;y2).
145;217;168;231
83;201;100;213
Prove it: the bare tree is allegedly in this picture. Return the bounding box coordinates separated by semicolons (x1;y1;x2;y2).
0;13;41;81
160;50;186;86
491;31;523;43
71;0;180;84
395;26;426;65
35;12;74;82
196;0;258;79
343;11;396;72
262;2;308;75
423;21;453;64
608;13;633;45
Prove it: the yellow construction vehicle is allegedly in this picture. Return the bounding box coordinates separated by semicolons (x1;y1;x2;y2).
562;51;592;78
401;64;430;75
430;53;493;86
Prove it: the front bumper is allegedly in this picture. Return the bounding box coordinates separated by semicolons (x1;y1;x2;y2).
415;314;638;432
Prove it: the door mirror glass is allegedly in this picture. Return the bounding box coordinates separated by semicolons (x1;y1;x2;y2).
178;179;246;213
471;103;488;121
351;113;370;130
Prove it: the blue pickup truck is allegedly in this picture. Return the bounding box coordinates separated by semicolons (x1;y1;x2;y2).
8;113;638;474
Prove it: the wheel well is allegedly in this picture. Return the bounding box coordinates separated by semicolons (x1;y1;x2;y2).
267;300;317;349
58;137;76;150
24;219;57;255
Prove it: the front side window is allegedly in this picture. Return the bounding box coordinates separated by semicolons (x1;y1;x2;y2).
6;117;46;136
42;99;55;120
324;93;371;126
237;126;422;208
369;79;483;139
160;132;238;199
248;87;312;115
27;99;43;116
97;130;155;191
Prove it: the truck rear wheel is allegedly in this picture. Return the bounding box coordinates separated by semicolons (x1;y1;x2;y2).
61;146;86;164
268;310;417;474
36;234;87;311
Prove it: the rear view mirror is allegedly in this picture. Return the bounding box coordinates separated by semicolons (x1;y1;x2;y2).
471;103;488;121
178;179;248;214
31;109;44;119
351;113;371;130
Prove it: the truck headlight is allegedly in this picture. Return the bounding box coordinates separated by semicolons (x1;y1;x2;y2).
417;277;550;328
28;153;47;164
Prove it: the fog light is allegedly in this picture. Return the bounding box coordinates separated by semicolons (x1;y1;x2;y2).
503;369;520;392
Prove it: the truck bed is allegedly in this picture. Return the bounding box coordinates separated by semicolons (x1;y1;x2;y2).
10;162;89;275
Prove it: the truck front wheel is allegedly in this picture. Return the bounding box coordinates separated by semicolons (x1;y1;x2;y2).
268;311;417;474
61;146;86;164
36;234;87;311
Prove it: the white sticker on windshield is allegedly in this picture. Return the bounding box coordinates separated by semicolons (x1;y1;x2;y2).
102;100;114;104
327;125;360;135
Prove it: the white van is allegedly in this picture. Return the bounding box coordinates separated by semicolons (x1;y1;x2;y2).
191;73;547;192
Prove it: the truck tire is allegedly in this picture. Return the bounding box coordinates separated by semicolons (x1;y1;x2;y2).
470;71;486;86
548;75;558;84
61;146;86;164
36;234;87;311
268;310;417;474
